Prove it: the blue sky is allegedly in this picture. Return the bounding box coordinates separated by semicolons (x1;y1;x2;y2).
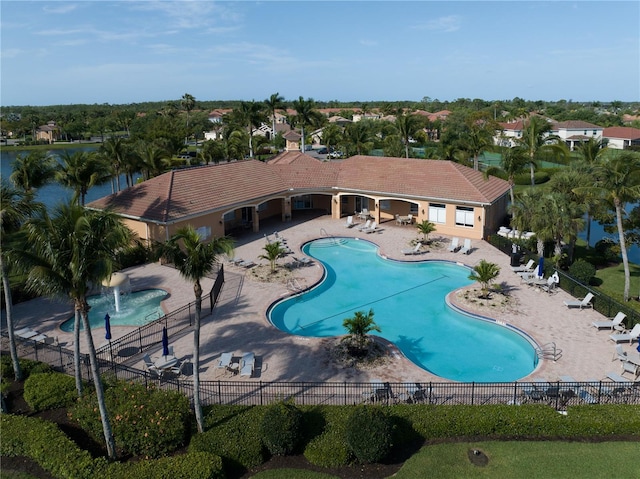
2;1;638;106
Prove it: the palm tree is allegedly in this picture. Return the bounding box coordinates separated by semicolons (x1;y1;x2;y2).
575;138;608;249
342;309;381;354
9;150;57;193
181;93;196;144
159;226;233;433
259;241;287;273
134;141;170;180
99;136;129;193
517;116;566;186
55;150;111;205
459;119;495;170
415;220;436;244
484;146;529;209
23;204;133;459
264;93;285;143
468;259;501;298
574;151;640;301
235;101;267;158
395;113;421;158
292;96;323;152
321;123;342;157
0;182;43;381
344;121;373;156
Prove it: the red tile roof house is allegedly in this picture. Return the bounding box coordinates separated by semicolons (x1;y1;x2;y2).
87;153;511;246
602;126;640;150
550;120;603;151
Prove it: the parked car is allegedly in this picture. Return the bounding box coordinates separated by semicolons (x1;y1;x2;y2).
318;147;328;154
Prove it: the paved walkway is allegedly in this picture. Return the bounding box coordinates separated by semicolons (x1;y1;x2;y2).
5;214;634;384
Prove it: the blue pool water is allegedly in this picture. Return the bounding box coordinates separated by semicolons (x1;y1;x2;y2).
268;238;538;382
60;289;167;332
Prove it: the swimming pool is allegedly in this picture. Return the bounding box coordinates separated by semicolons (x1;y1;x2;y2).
268;238;538;382
60;289;167;332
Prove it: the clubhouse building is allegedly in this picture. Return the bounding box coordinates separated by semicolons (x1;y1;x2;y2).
87;152;511;245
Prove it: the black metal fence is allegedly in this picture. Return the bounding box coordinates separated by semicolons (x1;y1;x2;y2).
488;234;640;328
4;335;639;411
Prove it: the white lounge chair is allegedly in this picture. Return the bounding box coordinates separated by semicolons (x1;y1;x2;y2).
217;352;233;369
239;260;256;268
364;221;377;233
448;237;460;252
143;353;161;377
344;216;355;228
240;352;255;377
356;219;371;231
16;328;38;339
621;361;640;379
609;324;640;344
511;259;535;273
402;243;422;255
612;344;628;362
563;292;594;309
459;238;472;255
592;312;626;330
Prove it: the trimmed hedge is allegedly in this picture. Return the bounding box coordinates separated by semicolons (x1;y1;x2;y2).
345;406;393;464
70;379;191;458
303;408;352;467
260;402;304;455
1;414;224;479
190;405;267;471
0;355;52;380
24;372;78;411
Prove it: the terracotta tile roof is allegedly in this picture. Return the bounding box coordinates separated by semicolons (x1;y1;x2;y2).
603;126;640;140
88;160;289;223
335;156;509;204
499;121;525;131
88;154;510;223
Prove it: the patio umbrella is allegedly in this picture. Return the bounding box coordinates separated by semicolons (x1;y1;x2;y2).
104;314;112;341
536;257;544;279
162;326;169;357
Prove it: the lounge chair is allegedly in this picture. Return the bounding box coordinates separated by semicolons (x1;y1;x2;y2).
356;219;371;231
592;312;626;330
364;221;377;233
292;256;312;266
511;259;535;273
621;360;640;379
16;328;38;339
447;237;460;252
240;352;255;377
612;344;628;362
606;371;634;383
217;352;233;369
609;324;640;343
239;260;256;268
402;243;422;255
344;216;355;228
169;358;190;376
563;292;594;309
459;238;472;255
143;353;161;376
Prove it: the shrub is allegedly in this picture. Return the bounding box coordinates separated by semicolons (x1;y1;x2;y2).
260;402;303;455
594;238;620;263
303;406;351;467
345;406;393;464
190;405;266;473
568;259;596;285
110;451;224;479
0;356;52;380
24;372;78;411
70;379;191;458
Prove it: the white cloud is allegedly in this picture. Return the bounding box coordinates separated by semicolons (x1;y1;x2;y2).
43;3;79;14
412;15;461;33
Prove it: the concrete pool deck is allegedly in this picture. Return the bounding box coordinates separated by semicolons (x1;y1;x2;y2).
5;214;636;384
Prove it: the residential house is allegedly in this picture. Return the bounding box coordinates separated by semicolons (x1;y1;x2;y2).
35;121;60;144
87;153;511;245
550;120;603;151
602;126;640;150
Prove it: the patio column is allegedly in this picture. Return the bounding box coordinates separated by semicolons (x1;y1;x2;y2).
332;194;340;219
253;207;260;233
283;198;292;222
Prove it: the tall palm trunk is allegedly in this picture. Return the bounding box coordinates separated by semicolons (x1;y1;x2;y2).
73;310;83;395
614;199;631;301
1;256;22;381
79;302;115;458
193;280;205;433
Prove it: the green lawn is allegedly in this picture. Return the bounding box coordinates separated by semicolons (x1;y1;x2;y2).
250;442;640;479
392;441;639;479
594;262;640;311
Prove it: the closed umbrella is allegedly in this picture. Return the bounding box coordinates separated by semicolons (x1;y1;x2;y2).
104;314;112;341
162;326;169;357
536;257;544;279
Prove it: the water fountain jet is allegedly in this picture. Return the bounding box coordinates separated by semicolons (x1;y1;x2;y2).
101;272;130;313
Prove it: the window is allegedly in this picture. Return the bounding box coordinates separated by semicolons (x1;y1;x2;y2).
379;200;390;211
455;206;474;227
293;195;313;210
223;211;235;221
195;226;211;240
258;203;268;212
429;203;446;224
409;203;418;215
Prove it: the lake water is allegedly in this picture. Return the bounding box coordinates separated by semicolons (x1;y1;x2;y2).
2;148;638;264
